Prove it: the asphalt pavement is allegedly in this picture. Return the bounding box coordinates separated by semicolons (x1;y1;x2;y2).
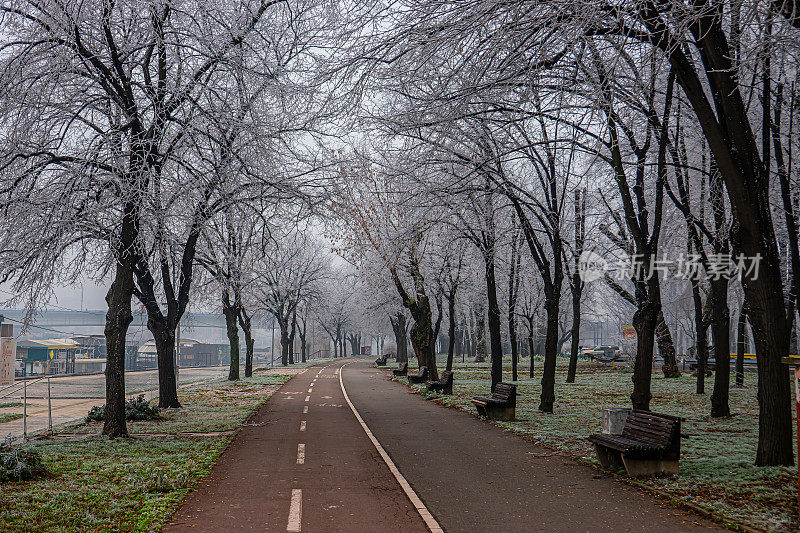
164;359;427;532
341;359;721;533
160;358;723;532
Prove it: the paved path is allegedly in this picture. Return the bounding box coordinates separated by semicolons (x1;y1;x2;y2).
162;358;722;532
341;360;721;533
165;359;426;532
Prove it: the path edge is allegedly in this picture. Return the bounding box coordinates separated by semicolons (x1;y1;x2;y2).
339;362;444;533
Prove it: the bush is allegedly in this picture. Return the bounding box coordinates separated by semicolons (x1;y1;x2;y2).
0;443;48;482
85;395;160;423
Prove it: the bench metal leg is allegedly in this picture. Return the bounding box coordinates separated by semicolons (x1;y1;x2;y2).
621;457;679;476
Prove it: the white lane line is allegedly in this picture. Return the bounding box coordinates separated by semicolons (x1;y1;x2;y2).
304;395;310;402
300;420;306;432
308;388;313;393
303;406;308;414
287;489;302;532
339;362;444;533
296;443;305;464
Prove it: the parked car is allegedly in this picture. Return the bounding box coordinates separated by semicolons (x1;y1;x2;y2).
587;345;622;362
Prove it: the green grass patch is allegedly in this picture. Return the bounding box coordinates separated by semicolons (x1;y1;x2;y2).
400;355;797;532
0;402;23;409
0;369;296;532
0;413;23;423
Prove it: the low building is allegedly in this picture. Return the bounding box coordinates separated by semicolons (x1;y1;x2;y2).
16;338;78;376
135;338;229;369
180;339;227;367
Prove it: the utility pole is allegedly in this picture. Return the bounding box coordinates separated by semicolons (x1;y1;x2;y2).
271;317;275;367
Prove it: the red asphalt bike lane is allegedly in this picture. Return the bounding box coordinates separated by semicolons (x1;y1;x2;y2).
164;359;427;532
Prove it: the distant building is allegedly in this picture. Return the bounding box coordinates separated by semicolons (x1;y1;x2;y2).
179;338;227;367
135;338;228;369
16;338;77;375
16;336;138;376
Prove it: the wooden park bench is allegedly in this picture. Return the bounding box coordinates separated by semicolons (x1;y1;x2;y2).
375;355;388;366
426;370;453;394
588;410;682;476
471;383;516;421
392;362;408;376
407;366;428;384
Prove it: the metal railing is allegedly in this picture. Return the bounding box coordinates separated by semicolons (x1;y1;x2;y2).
1;375;53;441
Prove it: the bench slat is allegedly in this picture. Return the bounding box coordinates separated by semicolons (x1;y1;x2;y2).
590;410;681;465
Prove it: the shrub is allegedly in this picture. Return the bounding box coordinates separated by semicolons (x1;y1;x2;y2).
85;395;160;422
0;443;48;482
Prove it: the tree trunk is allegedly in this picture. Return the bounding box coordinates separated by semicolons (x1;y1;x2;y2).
631;299;659;411
223;294;240;381
539;290;560;412
280;318;290;366
238;308;254;378
289;313;297;365
655;311;681;377
692;280;709;394
566;287;581;384
485;254;504;392
348;334;360;357
298;318;307;363
447;295;456;372
391;264;438;380
668;8;793;465
103;267;134;438
475;312;486;363
149;316;181;408
749;284;793;465
527;316;536;378
391;313;408;363
508;228;520;382
710;276;731;417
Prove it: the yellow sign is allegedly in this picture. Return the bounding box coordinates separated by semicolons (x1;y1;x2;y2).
49;349;54;359
622;324;636;340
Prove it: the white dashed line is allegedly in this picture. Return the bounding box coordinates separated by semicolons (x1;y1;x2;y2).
296;444;305;464
287;489;302;532
303;406;308;414
300;420;306;432
304;395;310;402
308;388;313;393
339;362;443;533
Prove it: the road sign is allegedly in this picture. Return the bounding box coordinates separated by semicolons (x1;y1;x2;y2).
622;324;636;340
1;337;16;386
